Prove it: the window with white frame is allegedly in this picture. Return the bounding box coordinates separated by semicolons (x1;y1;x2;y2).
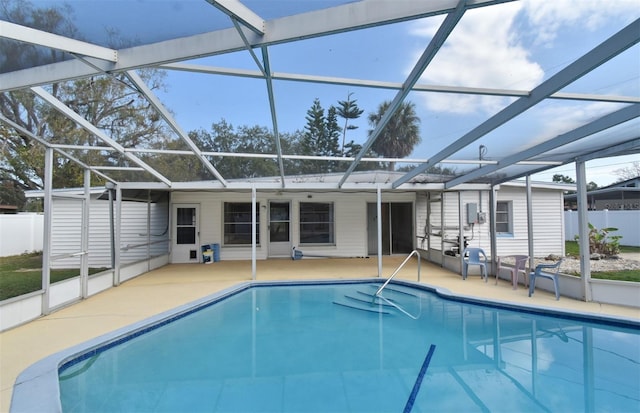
299;202;335;244
496;201;513;235
223;202;260;245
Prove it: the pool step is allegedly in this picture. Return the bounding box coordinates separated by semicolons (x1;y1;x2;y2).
332;294;393;315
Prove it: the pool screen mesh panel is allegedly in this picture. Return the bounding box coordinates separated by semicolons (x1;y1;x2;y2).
0;0;638;190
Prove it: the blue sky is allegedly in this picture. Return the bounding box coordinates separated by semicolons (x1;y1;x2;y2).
41;0;640;186
150;0;639;186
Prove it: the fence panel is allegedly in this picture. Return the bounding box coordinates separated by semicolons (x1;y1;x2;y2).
565;210;640;247
0;214;44;257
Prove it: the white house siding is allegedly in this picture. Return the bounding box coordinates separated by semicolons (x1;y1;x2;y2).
416;186;565;259
531;188;565;256
496;186;564;257
171;190;416;261
416;191;492;254
50;197;169;269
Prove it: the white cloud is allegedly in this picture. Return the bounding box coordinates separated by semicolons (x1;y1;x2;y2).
411;2;544;114
523;0;640;46
408;0;638;115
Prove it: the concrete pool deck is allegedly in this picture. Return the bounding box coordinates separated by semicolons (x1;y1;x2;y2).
1;256;639;412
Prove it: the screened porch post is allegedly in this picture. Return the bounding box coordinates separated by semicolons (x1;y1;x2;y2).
114;185;122;286
41;147;53;315
440;191;445;260
489;186;497;276
80;168;90;299
146;190;151;267
576;161;592;301
458;191;464;274
526;176;534;282
252;186;257;280
377;186;382;278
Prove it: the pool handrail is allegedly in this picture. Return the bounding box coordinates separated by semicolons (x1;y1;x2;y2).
375;249;421;296
374;294;420;320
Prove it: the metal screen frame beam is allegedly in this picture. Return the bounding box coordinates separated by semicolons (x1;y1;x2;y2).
393;18;640;188
0;21;118;62
445;104;640;188
338;0;468;187
492;137;640;186
162;62;640;104
0;0;511;92
261;47;286;186
125;71;228;186
205;0;265;35
31;86;172;186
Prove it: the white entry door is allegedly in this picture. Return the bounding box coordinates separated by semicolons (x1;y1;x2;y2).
172;204;200;263
269;201;291;257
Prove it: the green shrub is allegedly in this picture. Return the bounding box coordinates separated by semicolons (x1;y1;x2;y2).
574;223;622;256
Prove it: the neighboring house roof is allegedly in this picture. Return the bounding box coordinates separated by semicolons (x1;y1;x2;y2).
564;176;640;210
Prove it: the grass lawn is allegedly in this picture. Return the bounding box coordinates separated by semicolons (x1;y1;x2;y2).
565;241;640;282
0;252;108;301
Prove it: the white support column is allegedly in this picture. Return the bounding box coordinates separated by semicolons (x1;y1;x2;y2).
377;186;383;278
114;186;122;286
146;190;151;270
458;192;464;274
440;191;445;261
576;161;592;301
252;186;257;280
41;148;53;315
80;168;90;299
489;186;497;276
526;176;534;280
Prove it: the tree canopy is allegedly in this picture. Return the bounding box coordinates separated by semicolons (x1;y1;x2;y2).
368;101;421;171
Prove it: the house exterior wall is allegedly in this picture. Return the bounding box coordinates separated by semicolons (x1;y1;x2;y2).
50;197;169;269
171;190;417;261
496;186;564;257
415;186;565;260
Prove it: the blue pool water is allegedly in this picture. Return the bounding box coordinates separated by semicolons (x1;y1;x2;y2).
58;281;640;412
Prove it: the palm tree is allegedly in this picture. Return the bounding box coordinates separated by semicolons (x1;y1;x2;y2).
368;100;421;171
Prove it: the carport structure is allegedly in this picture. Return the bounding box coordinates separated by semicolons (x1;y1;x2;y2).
1;0;639;308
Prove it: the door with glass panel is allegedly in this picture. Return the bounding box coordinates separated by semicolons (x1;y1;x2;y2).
171;204;199;263
268;201;291;257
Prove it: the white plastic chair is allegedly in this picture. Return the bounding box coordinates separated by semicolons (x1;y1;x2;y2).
529;259;563;300
462;248;488;282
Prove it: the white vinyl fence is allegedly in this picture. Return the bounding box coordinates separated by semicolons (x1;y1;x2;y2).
564;210;640;247
0;213;44;257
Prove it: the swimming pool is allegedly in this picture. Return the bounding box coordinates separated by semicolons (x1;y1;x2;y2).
12;280;640;412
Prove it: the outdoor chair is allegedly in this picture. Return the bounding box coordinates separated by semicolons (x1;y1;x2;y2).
528;259;564;300
496;255;529;290
462;247;488;282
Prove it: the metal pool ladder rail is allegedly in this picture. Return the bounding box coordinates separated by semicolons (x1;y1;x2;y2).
375;249;422;296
